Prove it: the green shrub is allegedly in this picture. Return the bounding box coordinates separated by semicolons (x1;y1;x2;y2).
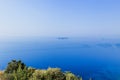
30;69;46;80
3;60;35;80
45;68;65;80
5;60;26;73
30;68;65;80
65;72;79;80
2;73;14;80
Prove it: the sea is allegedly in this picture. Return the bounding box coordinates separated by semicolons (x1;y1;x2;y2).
0;37;120;80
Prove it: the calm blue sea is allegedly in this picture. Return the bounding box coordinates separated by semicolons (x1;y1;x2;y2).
0;37;120;80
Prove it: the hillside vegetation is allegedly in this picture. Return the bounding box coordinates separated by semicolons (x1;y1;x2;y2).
0;60;91;80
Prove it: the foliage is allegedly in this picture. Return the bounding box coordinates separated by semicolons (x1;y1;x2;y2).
65;72;79;80
2;60;35;80
12;64;28;80
5;60;26;73
30;68;65;80
0;60;87;80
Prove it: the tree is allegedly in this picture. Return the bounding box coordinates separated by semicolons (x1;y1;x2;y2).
5;60;26;73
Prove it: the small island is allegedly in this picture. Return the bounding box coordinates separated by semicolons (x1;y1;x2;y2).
57;37;69;40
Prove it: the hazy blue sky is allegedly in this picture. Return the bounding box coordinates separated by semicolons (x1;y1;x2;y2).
0;0;120;38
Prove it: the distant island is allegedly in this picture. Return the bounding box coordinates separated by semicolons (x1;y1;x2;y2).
57;37;69;40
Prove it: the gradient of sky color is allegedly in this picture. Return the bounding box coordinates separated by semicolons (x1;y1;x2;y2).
0;0;120;38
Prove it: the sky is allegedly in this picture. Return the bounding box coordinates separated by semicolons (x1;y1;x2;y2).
0;0;120;38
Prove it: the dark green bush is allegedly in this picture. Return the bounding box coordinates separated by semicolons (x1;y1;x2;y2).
5;60;26;73
3;60;35;80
